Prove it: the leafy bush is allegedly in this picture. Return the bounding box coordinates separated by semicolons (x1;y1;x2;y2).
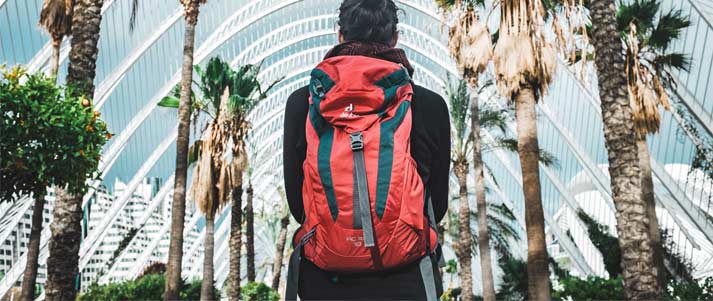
0;66;111;201
553;276;625;300
576;210;622;278
77;273;219;301
664;277;713;301
240;282;279;301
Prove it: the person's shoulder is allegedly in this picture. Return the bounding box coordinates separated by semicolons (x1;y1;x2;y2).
412;85;447;112
287;86;310;103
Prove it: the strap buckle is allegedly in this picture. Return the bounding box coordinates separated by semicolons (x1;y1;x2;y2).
350;132;364;151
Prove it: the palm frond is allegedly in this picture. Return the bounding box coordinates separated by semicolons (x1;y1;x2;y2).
479;108;509;133
446;76;471;152
648;8;691;50
616;0;659;34
538;149;560;168
654;52;691;72
38;0;72;41
196;58;233;116
129;0;139;32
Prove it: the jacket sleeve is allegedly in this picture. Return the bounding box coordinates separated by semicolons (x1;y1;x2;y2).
429;93;451;223
283;86;310;223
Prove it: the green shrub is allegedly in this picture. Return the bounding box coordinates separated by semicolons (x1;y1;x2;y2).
553;275;625;300
0;66;111;201
664;277;713;301
240;282;279;301
77;273;219;301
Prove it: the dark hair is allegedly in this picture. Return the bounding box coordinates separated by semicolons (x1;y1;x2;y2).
338;0;399;45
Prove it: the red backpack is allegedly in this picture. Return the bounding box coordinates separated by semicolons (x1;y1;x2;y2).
286;56;439;300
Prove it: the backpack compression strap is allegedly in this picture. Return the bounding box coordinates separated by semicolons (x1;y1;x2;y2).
350;132;376;247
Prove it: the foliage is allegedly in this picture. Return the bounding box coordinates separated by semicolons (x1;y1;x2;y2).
470;203;522;256
664;277;713;301
496;256;528;301
661;229;694;282
137;262;167;279
77;273;219;301
616;0;691;135
240;282;280;301
576;210;622;278
553;276;625;300
0;66;111;202
106;228;139;270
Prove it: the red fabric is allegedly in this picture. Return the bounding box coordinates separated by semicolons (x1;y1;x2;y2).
324;40;415;77
296;55;436;273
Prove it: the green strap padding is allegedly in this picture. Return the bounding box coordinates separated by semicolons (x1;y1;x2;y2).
308;68;339;221
308;68;335;134
318;127;339;221
375;101;410;219
374;66;411;115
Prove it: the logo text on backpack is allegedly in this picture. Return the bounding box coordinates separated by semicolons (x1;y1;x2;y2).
346;235;364;247
340;103;358;119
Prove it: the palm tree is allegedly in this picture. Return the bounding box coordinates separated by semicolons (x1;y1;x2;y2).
446;78;475;301
491;1;557;299
438;1;496;299
271;185;291;291
18;190;45;301
164;0;206;299
246;180;255;282
615;0;691;288
589;0;661;298
44;0;105;300
38;0;72;77
224;62;281;300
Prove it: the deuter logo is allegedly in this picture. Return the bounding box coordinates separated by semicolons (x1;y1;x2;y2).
340;103;358;119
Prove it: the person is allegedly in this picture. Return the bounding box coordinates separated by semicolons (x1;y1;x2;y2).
282;0;451;299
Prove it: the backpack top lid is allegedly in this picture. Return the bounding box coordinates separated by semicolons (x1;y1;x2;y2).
309;55;412;133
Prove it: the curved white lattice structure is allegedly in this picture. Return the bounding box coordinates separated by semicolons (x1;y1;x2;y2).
1;0;712;297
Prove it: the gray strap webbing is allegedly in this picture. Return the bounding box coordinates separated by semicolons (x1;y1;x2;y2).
285;228;315;301
426;195;436;229
351;132;375;247
419;255;438;301
352;169;362;229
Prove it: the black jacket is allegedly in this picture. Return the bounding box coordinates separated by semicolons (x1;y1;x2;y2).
283;84;451;300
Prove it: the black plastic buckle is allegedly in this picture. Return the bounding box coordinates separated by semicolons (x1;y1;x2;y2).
350;132;364;151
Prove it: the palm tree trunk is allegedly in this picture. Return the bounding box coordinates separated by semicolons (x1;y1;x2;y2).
50;38;61;78
200;207;217;301
19;191;45;301
46;1;104;299
45;189;83;301
590;1;661;298
271;211;290;290
454;162;474;301
228;185;243;300
470;94;496;301
246;182;255;282
513;86;551;301
638;136;665;287
165;2;200;300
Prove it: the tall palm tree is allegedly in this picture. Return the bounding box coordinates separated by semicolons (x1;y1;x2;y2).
271;185;291;291
44;0;104;300
438;1;496;299
492;1;557;299
18;190;45;301
246;180;255;282
225;62;281;300
589;0;661;298
164;1;206;299
38;0;72;77
616;0;691;288
446;78;475;301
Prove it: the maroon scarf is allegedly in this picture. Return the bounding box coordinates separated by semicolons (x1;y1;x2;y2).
323;40;415;77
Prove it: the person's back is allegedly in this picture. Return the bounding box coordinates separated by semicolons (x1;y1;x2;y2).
282;0;450;299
